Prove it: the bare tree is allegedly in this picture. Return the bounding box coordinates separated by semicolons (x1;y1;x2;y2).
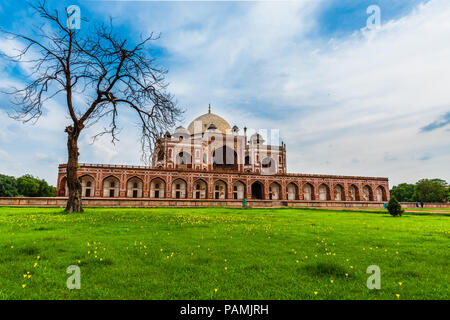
0;1;182;212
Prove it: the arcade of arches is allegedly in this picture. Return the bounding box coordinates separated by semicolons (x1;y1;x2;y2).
57;167;389;202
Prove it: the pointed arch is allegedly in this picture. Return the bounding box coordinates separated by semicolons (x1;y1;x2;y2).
175;151;192;168
318;183;331;201
172;178;187;199
127;176;143;198
333;184;345;201
193;178;208;199
286;182;299;200
269;182;281;200
103;175;120;197
213;146;238;171
375;185;387;202
261;157;277;175
80;174;95;198
232;180;246;200
150;177;166;198
348;184;360;201
213;179;228;199
58;176;68;196
362;185;374;201
302;182;315;200
251;181;265;200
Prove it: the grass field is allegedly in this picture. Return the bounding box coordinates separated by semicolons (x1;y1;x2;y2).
356;207;450;212
0;206;448;300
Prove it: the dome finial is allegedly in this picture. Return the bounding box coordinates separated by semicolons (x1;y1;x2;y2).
208;103;211;113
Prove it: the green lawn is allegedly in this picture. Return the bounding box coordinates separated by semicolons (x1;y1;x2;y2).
357;207;450;212
403;207;450;211
0;206;448;300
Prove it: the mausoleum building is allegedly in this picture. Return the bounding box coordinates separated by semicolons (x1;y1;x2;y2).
57;107;389;205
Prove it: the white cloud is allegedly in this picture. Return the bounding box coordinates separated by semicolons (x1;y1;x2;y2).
1;0;449;188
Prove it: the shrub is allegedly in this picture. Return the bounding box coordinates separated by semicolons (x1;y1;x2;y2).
387;195;404;217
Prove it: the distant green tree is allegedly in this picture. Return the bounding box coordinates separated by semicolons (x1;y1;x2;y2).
37;178;56;197
430;178;448;186
413;179;447;203
16;174;56;197
387;195;404;217
390;183;415;202
16;175;40;197
0;174;20;197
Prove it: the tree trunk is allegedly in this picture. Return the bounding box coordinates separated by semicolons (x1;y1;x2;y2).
65;125;83;213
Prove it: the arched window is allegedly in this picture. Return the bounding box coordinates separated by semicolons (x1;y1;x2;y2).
376;186;387;202
103;176;120;198
127;177;143;198
261;157;276;175
303;183;315;200
176;152;192;167
362;185;374;201
348;185;360;201
213;180;227;199
193;180;207;199
286;183;298;200
172;179;187;199
318;184;331;201
213;146;238;171
334;184;345;201
269;183;281;200
81;175;95;197
151;178;165;198
233;181;246;200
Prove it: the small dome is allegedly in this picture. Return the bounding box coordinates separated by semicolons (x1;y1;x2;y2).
174;126;190;134
173;126;190;139
250;133;265;144
208;123;218;130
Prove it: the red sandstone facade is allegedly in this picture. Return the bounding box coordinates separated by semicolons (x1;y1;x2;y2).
56;163;389;202
56;110;390;204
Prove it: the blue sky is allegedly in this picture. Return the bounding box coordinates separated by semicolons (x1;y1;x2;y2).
0;0;449;187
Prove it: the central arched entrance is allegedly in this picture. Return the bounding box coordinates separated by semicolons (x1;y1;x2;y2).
251;181;264;200
213;146;238;171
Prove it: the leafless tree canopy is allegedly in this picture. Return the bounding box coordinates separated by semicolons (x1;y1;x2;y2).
0;0;182;162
